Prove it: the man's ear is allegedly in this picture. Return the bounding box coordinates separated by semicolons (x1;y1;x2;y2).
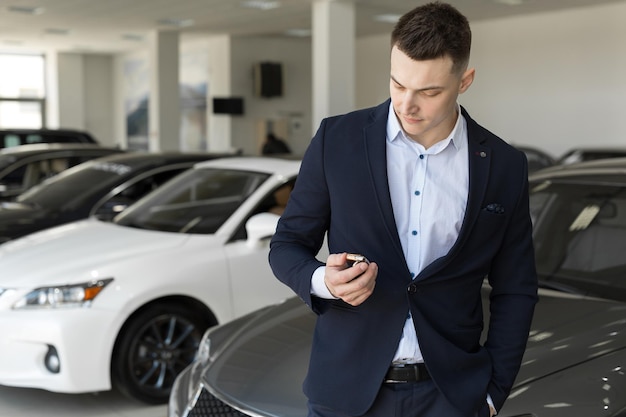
459;68;475;94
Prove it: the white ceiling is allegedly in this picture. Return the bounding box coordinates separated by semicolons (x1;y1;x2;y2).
0;0;624;54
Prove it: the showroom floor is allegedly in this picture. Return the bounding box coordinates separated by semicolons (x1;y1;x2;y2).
0;385;166;417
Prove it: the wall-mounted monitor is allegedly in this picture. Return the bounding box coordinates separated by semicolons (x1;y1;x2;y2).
212;97;244;115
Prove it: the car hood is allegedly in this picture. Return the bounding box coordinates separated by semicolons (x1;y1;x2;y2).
0;218;190;288
199;290;626;417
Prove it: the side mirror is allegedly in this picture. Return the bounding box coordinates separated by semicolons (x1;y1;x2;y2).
245;212;280;248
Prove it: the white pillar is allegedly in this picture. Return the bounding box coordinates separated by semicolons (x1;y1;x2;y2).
312;0;356;133
149;30;180;151
56;53;85;129
206;35;234;152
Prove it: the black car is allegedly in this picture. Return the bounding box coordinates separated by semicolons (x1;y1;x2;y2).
0;143;123;200
0;151;235;243
0;128;98;149
515;145;556;173
169;157;626;417
557;146;626;165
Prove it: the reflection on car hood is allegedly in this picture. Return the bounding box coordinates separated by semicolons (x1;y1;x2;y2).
0;218;189;288
200;290;626;417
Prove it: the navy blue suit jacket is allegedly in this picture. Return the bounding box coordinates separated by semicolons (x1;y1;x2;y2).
269;100;538;416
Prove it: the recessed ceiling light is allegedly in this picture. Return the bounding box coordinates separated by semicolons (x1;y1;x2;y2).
241;0;281;11
44;28;71;35
7;5;45;15
492;0;527;5
157;18;194;28
122;33;145;41
374;14;401;24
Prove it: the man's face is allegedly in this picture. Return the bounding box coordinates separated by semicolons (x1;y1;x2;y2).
389;46;474;147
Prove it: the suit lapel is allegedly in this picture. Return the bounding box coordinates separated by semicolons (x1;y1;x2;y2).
363;100;406;261
416;107;491;281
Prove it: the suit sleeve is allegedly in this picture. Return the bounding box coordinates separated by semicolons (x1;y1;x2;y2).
485;153;539;410
269;119;331;311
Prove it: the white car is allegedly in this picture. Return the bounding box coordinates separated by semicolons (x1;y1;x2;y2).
0;156;315;404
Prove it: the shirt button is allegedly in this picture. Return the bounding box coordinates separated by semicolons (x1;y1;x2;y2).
414;190;420;196
419;155;424;160
411;230;418;236
408;284;417;294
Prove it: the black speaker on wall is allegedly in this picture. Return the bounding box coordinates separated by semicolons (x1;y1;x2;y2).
254;62;283;98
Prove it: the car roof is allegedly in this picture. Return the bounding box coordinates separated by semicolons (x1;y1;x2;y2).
88;150;238;170
530;156;626;185
194;156;302;177
0;143;118;157
0;128;93;134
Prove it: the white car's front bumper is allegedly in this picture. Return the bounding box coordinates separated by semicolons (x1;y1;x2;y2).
0;306;116;393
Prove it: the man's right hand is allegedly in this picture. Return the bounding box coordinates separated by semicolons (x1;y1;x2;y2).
324;252;377;306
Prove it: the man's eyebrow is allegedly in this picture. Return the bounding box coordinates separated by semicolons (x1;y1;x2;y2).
390;75;443;92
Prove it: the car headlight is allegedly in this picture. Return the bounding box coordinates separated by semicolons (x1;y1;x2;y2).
12;278;113;309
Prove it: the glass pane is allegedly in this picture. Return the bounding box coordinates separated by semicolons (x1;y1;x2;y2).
115;168;270;235
0;100;43;129
530;182;626;301
0;54;45;99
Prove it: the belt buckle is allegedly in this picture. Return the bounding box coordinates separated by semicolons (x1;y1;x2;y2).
384;363;418;384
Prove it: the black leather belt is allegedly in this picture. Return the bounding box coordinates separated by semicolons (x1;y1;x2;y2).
384;362;431;383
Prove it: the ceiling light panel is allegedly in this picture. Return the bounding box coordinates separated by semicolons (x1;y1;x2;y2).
240;0;281;11
7;5;44;15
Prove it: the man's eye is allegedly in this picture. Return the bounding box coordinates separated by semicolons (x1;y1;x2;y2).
422;90;440;97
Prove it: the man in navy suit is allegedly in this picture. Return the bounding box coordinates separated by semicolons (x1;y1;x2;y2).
269;2;538;416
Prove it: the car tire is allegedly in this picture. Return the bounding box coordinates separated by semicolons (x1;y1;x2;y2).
111;302;216;404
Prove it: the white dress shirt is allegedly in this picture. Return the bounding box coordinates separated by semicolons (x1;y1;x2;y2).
386;102;468;363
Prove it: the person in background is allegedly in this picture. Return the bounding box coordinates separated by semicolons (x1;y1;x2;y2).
269;2;538;416
262;132;291;155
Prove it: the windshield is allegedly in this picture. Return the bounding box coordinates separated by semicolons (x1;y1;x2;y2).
114;167;269;234
530;180;626;301
17;160;133;209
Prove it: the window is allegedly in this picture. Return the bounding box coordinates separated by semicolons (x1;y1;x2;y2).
530;181;626;301
0;54;46;128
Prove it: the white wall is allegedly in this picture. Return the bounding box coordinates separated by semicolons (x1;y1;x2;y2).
356;1;626;159
78;1;626;157
230;36;312;156
83;55;114;145
51;52;115;146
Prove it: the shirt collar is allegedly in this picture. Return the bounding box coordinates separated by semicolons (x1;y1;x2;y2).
386;102;466;153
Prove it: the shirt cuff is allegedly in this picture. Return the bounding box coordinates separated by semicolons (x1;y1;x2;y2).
310;265;338;299
487;394;497;415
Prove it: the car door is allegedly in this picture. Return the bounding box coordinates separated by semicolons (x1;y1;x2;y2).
223;178;308;318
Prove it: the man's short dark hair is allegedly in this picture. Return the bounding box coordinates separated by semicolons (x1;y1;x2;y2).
391;1;471;74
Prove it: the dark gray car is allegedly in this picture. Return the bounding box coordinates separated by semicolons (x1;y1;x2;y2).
0;151;235;244
169;157;626;417
0;143;122;200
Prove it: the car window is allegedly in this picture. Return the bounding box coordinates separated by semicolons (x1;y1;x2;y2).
25;134;44;144
229;178;297;242
530;181;626;301
0;163;28;192
18;160;133;208
92;167;190;220
115;167;270;234
2;134;21;148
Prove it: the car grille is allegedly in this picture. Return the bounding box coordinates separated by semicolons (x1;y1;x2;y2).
187;387;249;417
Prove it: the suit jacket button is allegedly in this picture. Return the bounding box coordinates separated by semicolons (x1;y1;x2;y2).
407;284;417;294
